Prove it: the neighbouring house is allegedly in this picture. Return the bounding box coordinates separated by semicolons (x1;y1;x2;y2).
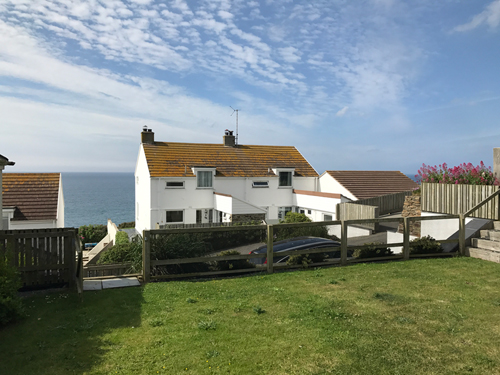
319;170;419;201
0;154;15;230
134;128;338;231
2;173;65;230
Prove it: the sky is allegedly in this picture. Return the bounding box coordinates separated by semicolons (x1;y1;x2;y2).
1;0;500;175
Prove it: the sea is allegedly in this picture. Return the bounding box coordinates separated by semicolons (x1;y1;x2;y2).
62;173;134;228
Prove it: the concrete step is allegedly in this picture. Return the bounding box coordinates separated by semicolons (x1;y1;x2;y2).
471;238;500;251
494;221;500;231
480;229;490;238
467;247;500;263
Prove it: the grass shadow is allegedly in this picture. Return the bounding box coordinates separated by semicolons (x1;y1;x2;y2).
0;285;144;375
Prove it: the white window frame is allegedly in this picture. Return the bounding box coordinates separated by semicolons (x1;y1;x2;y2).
166;181;185;189
324;214;333;221
166;210;184;224
272;167;295;188
278;206;293;220
192;167;216;189
252;181;269;188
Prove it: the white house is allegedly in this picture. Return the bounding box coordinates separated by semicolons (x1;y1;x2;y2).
2;173;65;230
134;128;342;232
0;154;15;230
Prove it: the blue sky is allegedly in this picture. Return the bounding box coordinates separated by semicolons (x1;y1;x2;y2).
1;0;499;175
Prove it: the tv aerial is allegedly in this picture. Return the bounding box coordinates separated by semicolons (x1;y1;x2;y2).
230;106;239;145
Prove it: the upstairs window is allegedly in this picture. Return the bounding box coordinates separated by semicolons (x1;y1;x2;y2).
279;171;292;187
197;171;213;188
252;181;269;188
166;181;184;189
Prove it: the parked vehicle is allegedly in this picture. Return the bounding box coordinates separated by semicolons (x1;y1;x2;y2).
249;236;344;265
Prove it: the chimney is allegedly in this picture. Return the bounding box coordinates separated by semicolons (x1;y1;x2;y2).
223;129;235;147
141;126;154;144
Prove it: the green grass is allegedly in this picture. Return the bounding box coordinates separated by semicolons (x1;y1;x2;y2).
2;257;500;374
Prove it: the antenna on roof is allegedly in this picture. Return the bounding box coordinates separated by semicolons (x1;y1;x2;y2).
230;106;239;145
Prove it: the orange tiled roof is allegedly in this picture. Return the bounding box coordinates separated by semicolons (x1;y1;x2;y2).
325;171;418;200
2;173;60;221
144;142;318;178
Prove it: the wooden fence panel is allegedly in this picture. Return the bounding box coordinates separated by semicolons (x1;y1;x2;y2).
336;203;378;230
347;191;413;215
0;228;78;290
422;183;499;219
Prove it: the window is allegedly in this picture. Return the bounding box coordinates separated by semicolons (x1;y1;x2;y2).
279;171;292;187
166;181;184;188
197;171;213;188
166;210;183;223
324;214;333;221
252;181;269;188
308;210;311;214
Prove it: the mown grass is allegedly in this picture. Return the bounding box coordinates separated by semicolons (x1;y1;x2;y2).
2;257;500;374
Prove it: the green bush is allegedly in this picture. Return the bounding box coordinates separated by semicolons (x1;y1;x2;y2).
97;236;142;273
409;236;443;254
353;243;394;259
275;212;329;242
0;251;24;326
118;221;135;229
286;253;327;267
115;231;129;245
78;224;107;244
214;250;255;271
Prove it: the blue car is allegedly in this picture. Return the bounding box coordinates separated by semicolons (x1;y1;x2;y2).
249;236;342;265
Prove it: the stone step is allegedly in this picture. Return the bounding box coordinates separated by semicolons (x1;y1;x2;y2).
494;221;500;231
471;238;500;251
467;247;500;263
479;229;500;241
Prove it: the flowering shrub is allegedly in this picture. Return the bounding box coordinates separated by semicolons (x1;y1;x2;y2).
415;162;499;186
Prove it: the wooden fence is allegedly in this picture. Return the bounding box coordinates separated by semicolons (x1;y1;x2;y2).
348;191;414;215
0;228;79;290
336;203;378;230
83;263;139;279
141;217;458;282
422;183;500;219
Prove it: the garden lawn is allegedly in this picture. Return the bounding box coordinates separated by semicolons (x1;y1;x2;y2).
2;257;500;374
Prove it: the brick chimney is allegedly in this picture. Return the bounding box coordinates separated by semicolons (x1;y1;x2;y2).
223;129;235;147
141;126;154;144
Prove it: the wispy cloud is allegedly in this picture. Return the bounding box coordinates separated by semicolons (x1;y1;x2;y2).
336;106;348;117
453;0;500;32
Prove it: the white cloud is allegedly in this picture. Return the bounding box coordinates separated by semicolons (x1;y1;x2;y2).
336;106;348;117
453;0;500;32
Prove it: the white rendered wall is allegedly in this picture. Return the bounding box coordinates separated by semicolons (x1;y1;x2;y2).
57;175;65;228
319;173;357;201
9;220;57;230
387;232;418;254
135;146;152;233
328;225;372;238
420;212;472;241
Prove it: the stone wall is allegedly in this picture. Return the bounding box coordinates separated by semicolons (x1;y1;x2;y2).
231;213;266;223
398;195;421;237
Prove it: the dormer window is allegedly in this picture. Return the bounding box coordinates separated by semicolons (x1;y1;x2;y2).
279;171;292;187
272;167;295;188
192;167;216;189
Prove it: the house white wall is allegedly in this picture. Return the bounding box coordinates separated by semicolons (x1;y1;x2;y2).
135;146;152;233
319;173;357;201
420;212;473;240
9;219;58;230
293;193;340;222
57;174;65;228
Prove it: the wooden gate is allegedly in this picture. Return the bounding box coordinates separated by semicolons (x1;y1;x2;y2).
0;228;79;290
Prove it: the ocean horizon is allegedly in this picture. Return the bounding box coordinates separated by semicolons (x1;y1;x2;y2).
62;172;134;228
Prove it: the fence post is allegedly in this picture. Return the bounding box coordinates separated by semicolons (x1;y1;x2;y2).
340;220;348;266
459;214;466;256
403;217;410;260
267;224;274;274
143;230;151;283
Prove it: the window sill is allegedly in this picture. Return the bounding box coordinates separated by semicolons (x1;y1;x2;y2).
278;186;292;189
196;187;214;190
